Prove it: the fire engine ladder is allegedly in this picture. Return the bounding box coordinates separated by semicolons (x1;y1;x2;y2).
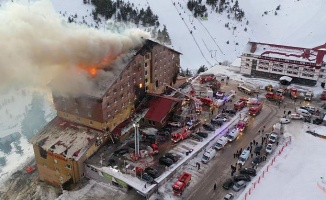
163;83;201;105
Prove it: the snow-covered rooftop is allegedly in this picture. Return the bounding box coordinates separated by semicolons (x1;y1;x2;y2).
30;117;103;160
243;42;326;65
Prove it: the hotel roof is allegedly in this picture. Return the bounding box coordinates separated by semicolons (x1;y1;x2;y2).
244;42;326;66
30;117;103;160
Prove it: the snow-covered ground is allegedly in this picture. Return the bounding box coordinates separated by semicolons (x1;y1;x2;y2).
238;122;326;200
0;87;55;183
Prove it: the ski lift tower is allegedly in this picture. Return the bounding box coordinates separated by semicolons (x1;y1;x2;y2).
133;123;140;160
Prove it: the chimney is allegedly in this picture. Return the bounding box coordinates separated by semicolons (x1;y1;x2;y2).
250;42;257;53
303;49;310;58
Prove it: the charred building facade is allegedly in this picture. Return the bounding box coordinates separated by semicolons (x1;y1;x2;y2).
31;40;181;186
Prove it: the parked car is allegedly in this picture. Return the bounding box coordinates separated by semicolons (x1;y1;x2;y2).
280;117;291;124
190;133;203;142
254;145;262;154
289;113;304;120
144;167;159;179
215;114;229;122
266;144;273;154
139;173;154;184
216;113;228;119
313;118;323;125
252;156;264;166
239;168;256;176
233;174;251;182
269;133;278;143
203;123;215;131
159;157;174;167
113;148;129;156
224;193;234;200
222;109;237;115
211;118;224;125
196;131;208;138
168;121;182;127
300;106;315;114
164;153;179;163
232;180;246;192
223;178;235;190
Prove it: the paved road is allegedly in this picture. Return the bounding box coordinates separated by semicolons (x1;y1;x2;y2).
185;94;282;200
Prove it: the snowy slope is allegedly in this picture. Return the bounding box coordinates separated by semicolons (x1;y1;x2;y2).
0;87;55;183
48;0;326;71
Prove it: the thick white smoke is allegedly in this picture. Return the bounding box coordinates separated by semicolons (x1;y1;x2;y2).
0;0;150;96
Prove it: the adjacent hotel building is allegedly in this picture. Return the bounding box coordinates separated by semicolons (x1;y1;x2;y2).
240;42;326;86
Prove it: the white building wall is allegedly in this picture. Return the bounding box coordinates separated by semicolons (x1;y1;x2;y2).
240;55;252;75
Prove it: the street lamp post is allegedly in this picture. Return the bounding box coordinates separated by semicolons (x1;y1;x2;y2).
133;123;140;160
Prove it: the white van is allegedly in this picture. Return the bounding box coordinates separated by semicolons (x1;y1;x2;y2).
296;108;311;117
226;129;240;142
214;136;229;150
268;132;278;143
201;147;217;164
237;149;250;165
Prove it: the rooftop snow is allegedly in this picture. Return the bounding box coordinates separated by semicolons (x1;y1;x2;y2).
244;42;321;64
30;117;103;160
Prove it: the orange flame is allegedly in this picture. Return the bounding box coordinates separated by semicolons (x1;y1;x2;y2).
77;54;120;77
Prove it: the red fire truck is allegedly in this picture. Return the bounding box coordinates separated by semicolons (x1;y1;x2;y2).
320;90;326;100
172;172;192;195
265;92;284;102
234;100;246;111
289;87;299;99
171;127;191;143
200;97;214;106
248;102;263;116
237;116;250;131
200;74;215;84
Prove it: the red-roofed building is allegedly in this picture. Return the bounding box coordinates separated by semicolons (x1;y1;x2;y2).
240;42;326;86
141;94;182;129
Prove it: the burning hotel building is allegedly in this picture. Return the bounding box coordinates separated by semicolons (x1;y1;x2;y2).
30;39;181;186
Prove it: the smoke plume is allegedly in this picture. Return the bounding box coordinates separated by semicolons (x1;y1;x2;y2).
0;0;150;96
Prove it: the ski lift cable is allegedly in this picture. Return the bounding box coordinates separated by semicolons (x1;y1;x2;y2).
170;0;213;67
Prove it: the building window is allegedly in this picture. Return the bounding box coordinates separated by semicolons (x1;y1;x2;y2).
107;102;110;107
145;71;148;75
89;121;93;126
319;75;323;78
145;78;148;83
114;98;117;103
156;80;159;88
145;86;148;91
121;94;124;99
113;89;117;94
66;164;72;169
145;62;148;68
